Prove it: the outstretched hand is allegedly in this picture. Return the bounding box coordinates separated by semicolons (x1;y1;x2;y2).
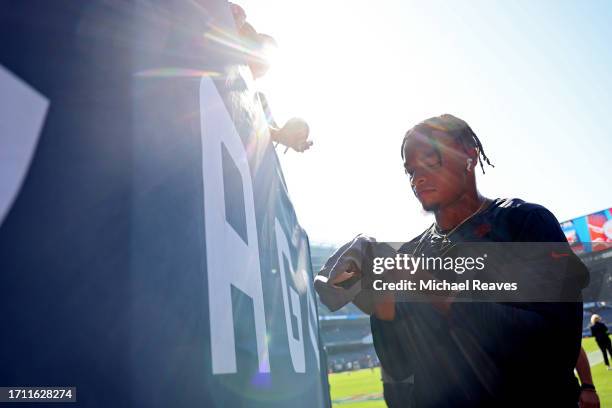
329;261;361;287
276;117;312;152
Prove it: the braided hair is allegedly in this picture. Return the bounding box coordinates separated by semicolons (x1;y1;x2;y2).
400;114;494;174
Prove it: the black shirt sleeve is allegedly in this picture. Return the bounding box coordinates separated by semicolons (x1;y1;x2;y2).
515;207;566;242
370;315;414;382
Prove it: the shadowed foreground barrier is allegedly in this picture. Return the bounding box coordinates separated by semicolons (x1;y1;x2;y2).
0;1;330;407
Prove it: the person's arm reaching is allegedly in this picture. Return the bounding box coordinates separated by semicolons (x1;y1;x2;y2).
314;236;401;318
576;346;599;408
255;79;312;153
269;118;312;153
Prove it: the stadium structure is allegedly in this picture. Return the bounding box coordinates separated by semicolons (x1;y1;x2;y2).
312;207;612;372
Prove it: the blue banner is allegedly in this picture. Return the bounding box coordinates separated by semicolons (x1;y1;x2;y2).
0;1;330;407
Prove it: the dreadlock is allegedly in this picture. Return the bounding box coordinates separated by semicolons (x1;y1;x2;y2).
400;114;494;174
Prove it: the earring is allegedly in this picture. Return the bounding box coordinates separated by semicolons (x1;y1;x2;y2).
466;158;473;172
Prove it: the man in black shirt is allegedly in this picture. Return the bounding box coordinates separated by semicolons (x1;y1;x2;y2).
329;114;588;407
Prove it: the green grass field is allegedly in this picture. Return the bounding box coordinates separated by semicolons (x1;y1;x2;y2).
329;337;612;407
583;336;600;354
328;367;385;408
583;337;612;407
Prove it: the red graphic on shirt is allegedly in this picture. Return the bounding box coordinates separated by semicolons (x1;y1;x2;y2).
474;223;491;238
550;251;570;259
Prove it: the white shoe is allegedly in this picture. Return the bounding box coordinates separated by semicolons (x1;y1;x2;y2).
607;366;612;371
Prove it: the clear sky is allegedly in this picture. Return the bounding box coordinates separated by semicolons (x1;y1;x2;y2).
240;0;612;245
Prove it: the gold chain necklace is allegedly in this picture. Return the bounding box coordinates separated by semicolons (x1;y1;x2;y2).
436;198;491;243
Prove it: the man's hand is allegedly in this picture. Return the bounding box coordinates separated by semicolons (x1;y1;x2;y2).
579;389;599;408
329;261;361;287
329;271;358;286
276;118;312;152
